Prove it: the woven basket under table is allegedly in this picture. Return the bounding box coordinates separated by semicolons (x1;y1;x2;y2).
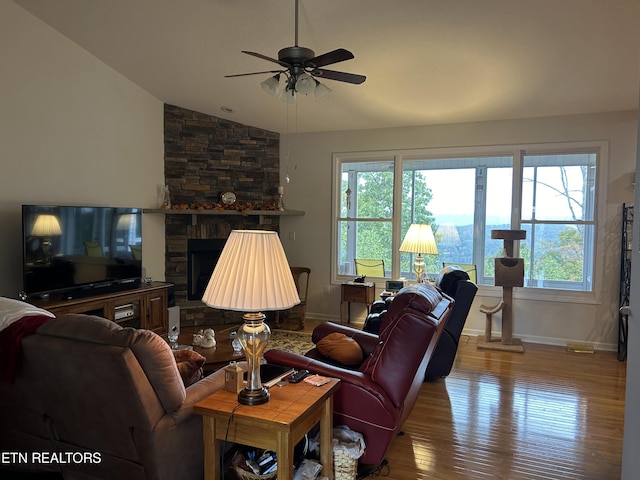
333;449;358;480
233;465;277;480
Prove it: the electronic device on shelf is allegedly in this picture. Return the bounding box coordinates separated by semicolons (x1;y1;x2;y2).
21;204;143;300
385;280;406;293
114;303;136;320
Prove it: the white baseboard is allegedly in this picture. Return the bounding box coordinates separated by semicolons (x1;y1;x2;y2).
462;327;617;352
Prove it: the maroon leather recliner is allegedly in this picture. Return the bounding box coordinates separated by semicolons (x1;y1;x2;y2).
264;283;454;466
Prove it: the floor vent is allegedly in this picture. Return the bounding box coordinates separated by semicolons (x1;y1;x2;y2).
566;343;595;354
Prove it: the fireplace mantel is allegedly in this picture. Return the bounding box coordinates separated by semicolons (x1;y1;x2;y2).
143;208;305;225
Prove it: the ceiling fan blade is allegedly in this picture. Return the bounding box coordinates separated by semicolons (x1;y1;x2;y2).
307;48;354;68
312;68;366;85
242;51;290;68
225;70;283;78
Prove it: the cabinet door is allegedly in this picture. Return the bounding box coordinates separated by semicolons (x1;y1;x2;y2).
145;291;167;333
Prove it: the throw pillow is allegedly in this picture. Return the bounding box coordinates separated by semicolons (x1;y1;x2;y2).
316;333;363;366
172;349;206;387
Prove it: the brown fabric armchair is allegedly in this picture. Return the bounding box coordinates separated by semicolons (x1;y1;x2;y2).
264;283;454;466
0;313;231;480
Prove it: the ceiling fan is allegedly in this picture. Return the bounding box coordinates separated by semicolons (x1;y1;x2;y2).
225;0;366;100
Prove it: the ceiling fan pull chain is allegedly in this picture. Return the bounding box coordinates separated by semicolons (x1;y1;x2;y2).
294;0;299;46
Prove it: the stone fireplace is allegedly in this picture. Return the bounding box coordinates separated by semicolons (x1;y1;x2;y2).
163;104;281;326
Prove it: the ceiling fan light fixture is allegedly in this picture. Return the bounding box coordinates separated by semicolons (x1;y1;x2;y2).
314;80;331;100
279;88;297;104
295;73;315;95
260;74;281;96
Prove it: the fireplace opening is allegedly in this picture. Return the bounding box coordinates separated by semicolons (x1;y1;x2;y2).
187;239;227;301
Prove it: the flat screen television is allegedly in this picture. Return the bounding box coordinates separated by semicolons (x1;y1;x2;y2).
22;205;143;299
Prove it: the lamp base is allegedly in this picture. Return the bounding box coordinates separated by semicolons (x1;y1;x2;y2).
413;254;426;283
238;387;270;406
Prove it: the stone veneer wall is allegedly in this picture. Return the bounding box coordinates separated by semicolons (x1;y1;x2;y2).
163;104;280;326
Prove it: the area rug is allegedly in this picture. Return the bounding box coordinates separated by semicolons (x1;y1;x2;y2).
266;329;313;356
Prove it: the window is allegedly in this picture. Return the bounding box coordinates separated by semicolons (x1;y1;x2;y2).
338;159;394;277
401;156;513;284
333;144;600;293
520;153;596;290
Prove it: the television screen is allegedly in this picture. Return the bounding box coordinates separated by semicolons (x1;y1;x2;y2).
22;205;143;298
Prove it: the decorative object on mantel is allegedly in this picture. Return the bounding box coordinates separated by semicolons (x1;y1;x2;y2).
160;184;171;209
278;185;285;211
142;206;305;226
220;191;237;206
167;201;281;213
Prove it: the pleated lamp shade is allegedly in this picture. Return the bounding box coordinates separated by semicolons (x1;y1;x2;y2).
201;230;300;312
399;224;438;255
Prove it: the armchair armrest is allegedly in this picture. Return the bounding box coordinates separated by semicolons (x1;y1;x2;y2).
263;350;393;418
171;361;247;424
312;322;381;357
264;350;378;394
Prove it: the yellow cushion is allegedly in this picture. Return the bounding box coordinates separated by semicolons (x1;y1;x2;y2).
316;333;364;366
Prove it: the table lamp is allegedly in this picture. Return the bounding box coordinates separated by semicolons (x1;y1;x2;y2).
399;223;438;282
201;230;300;405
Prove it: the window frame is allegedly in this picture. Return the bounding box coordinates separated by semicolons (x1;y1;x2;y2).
331;141;606;303
519;150;598;291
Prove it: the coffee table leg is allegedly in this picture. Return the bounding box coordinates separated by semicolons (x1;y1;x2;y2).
319;395;334;480
202;416;221;480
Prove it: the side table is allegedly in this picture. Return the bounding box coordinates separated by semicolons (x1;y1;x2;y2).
194;378;340;480
340;281;376;324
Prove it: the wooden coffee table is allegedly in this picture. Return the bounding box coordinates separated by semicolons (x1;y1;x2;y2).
194;377;340;480
176;325;245;373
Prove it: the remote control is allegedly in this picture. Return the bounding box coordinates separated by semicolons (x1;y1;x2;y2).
288;369;310;383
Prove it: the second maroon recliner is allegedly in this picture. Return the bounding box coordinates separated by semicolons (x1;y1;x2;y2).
264;283;454;466
363;268;478;381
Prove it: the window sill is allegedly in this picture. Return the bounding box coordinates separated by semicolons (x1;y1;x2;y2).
476;285;598;305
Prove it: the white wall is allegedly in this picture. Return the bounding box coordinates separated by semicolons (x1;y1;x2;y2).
280;111;639;349
0;1;166;297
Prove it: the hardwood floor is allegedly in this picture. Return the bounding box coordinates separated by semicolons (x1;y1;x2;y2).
299;320;627;480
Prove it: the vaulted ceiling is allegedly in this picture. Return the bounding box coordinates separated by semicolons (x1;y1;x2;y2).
15;0;640;134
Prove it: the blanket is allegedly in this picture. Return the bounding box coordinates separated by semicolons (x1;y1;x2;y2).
0;297;55;332
0;297;55;383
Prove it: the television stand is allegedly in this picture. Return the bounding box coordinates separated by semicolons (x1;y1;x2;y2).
28;282;172;334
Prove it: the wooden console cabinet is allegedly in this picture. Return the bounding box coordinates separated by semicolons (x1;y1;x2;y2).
29;282;172;334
